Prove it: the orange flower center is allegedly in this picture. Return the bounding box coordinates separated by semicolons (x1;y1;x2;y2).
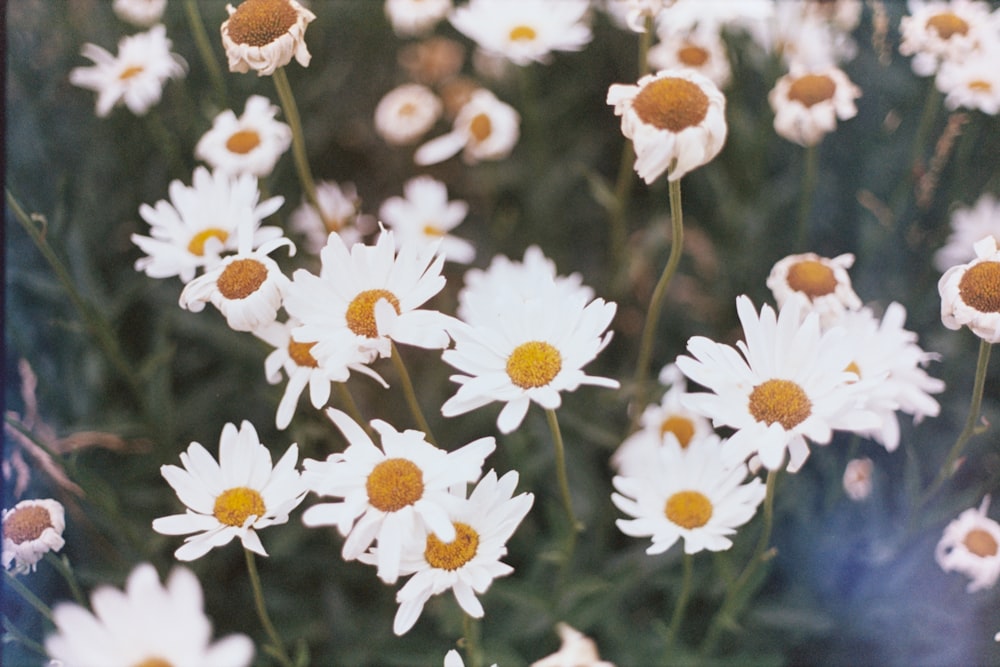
748;379;812;430
119;65;144;80
506;341;562;389
3;506;53;544
660;415;696;447
787;74;837;108
422;224;445;237
958;261;1000;313
926;12;969;39
665;490;713;529
964;528;999;557
425;521;480;570
509;25;537;42
213;487;266;527
217;258;269;299
366;458;425;512
632;76;710;133
187;228;230;256
226;129;262;154
786;259;838;298
968;80;993;92
345;289;401;338
226;0;298;47
469;113;492;143
678;44;710;67
288;340;318;367
132;658;174;667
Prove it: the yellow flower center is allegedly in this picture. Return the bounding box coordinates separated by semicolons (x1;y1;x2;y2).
226;0;298;47
664;490;713;529
506;341;562;389
786;259;838;298
632;76;710;133
133;658;174;667
660;415;696;448
958;261;1000;313
119;65;144;80
425;521;480;570
3;506;53;544
187;228;230;256
748;379;812;430
787;74;837;108
213;487;266;527
926;12;969;39
678;44;710;67
963;528;999;557
345;289;401;338
226;129;262;154
509;25;537;42
422;224;445;237
217;258;269;300
968;80;993;92
288;340;318;368
366;458;425;512
469;113;492;143
844;361;861;381
398;102;417;117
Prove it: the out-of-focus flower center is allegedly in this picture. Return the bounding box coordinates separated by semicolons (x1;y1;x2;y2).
787;259;838;298
213;487;266;527
422;224;445;237
660;415;696;447
187;228;230;256
217;258;268;299
968;80;993;92
509;25;537;42
3;506;53;544
963;528;999;557
469;113;492;143
678;44;710;67
398;102;418;117
632;76;710;133
288;340;318;367
506;341;562;389
958;261;1000;313
926;12;969;39
366;458;425;512
787;74;837;108
345;289;401;338
226;129;262;154
748;379;812;430
226;0;298;47
425;521;480;570
119;65;145;80
665;490;713;529
132;657;174;667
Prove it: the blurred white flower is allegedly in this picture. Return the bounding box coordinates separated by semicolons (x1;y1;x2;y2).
766;252;862;326
936;496;1000;592
531;623;616;667
375;83;444;146
648;27;731;88
899;0;996;77
221;0;316;76
415;89;520;165
939;235;1000;342
385;0;453;37
69;24;186;117
935;47;1000;114
842;457;874;501
935;195;1000;271
113;0;167;27
2;499;65;575
289;180;367;254
769;66;861;146
379;175;475;264
195;95;292;177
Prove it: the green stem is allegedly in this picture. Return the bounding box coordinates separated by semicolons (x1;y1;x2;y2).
244;549;294;667
333;382;374;440
389;342;437;445
3;614;50;657
462;613;482;667
664;551;694;654
3;570;54;622
796;143;819;251
183;0;228;109
545;409;582;533
44;553;86;607
144;109;189;180
272;67;325;230
638;15;655;75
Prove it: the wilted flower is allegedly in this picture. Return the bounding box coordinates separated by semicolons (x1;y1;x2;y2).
415;89;520;165
935;195;1000;271
939;235;1000;342
221;0;316;76
769;66;861;146
766;252;862;326
112;0;167;27
374;83;444;146
936;496;1000;592
2;499;65;574
195;95;292;177
379;175;475;264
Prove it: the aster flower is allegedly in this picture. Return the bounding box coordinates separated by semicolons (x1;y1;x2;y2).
843;457;874;501
607;68;728;183
365;470;532;635
531;623;616;667
648;27;732;89
152;421;306;561
612;435;766;554
385;0;453;37
415;89;520;165
374;83;444;146
45;563;255;667
935;195;1000;271
449;0;593;67
936;496;1000;592
675;295;882;473
769;66;861;147
935;47;1000;114
899;0;995;77
766;252;862;326
2;499;65;574
68;24;186;117
939;235;1000;342
379;175;475;264
195;95;293;177
221;0;316;76
131;166;284;283
283;230;453;381
301;409;496;584
113;0;167;27
289;180;367;254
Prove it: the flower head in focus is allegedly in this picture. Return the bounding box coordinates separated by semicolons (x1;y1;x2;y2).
2;499;65;574
769;66;861;146
301;409;495;584
69;24;186;117
939;235;1000;342
385;0;453;37
899;0;996;77
936;496;1000;592
374;83;444;146
935;195;1000;271
113;0;167;27
766;252;862;326
379;175;475;264
45;563;255;666
530;623;617;667
221;0;316;76
195;95;292;177
607;68;727;182
415;89;520;165
152;420;306;561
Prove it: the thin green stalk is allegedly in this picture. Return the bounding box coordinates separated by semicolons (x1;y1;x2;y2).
244;548;294;667
462;613;482;667
3;614;49;657
796;143;819;251
630;176;684;431
44;553;86;607
545;409;582;533
144;109;189;180
334;382;374;440
183;0;228;108
664;551;694;654
389;342;437;445
3;570;54;622
638;15;655;75
272;67;324;229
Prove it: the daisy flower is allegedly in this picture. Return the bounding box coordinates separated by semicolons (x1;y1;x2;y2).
2;499;65;574
45;562;254;667
113;0;167;27
935;47;1000;114
369;470;533;635
899;0;995;77
441;280;618;434
612;435;766;554
605;0;674;33
936;496;1000;592
449;0;593;67
766;252;862;326
374;83;444;146
301;408;496;584
769;66;861;147
283;230;453;381
379;175;475;264
385;0;453;37
195;95;293;177
607;68;728;183
648;27;732;89
68;24;186;117
934;195;1000;271
131;166;284;283
675;295;882;473
531;623;616;667
289;180;367;254
655;0;774;37
843;457;874;501
939;235;1000;342
152;421;306;561
221;0;316;76
415;89;520;165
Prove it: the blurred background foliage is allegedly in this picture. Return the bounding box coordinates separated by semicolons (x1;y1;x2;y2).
6;1;1000;665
